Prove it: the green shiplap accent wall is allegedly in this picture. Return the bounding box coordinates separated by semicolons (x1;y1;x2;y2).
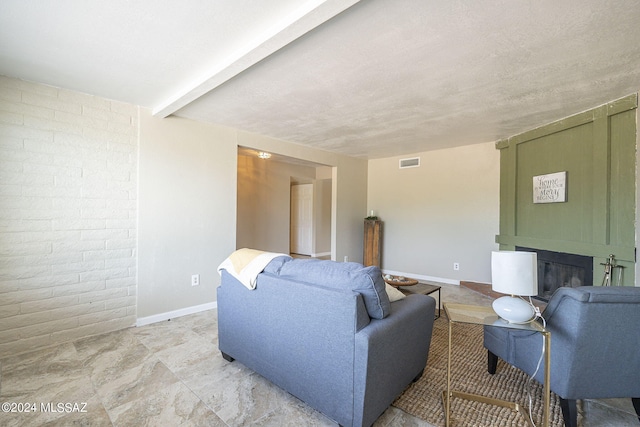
496;94;637;286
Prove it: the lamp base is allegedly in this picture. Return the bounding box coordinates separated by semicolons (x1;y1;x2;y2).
492;296;535;323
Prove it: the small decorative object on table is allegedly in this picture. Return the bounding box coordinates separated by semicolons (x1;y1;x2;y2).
383;274;418;287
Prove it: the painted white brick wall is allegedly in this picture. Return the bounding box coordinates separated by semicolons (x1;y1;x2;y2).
0;76;137;357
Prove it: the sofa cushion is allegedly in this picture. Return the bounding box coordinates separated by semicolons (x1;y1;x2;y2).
275;258;391;319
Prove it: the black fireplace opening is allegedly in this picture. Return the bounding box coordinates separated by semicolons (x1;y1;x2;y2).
516;247;593;302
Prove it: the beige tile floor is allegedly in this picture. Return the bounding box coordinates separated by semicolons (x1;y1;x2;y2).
1;282;638;426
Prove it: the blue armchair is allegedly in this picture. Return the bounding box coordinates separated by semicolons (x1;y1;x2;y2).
483;286;640;427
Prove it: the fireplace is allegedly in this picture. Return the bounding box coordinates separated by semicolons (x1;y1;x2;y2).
516;247;593;301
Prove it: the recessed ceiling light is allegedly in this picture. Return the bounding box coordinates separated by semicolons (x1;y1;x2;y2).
257;152;271;159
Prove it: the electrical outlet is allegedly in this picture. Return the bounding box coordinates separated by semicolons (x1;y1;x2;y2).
453;262;460;271
191;274;200;286
344;256;349;262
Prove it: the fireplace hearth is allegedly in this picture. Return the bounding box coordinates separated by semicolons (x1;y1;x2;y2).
516;247;593;301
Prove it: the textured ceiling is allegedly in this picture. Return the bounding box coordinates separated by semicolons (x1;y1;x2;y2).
2;0;640;159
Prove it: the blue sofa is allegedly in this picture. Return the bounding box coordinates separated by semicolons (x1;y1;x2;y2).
217;257;436;427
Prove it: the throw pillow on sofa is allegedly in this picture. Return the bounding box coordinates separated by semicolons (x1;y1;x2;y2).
276;258;391;319
385;283;406;302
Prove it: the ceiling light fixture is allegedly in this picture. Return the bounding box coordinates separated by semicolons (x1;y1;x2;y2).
257;152;271;159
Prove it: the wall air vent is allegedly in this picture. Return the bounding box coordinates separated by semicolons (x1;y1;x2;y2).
399;157;420;169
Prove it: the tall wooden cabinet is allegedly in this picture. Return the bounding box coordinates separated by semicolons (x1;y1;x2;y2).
363;219;382;267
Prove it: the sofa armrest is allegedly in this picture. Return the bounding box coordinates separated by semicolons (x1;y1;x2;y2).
353;294;435;426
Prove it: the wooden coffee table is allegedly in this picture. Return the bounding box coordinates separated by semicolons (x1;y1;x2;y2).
398;282;441;319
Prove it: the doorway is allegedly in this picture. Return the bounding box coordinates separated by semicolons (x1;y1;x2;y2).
236;147;333;259
290;183;313;256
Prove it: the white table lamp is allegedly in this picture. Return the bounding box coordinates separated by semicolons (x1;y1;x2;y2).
491;251;538;323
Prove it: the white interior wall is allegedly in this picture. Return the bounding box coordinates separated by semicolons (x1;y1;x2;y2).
137;110;237;321
636;105;640;287
138;121;368;322
367;142;500;284
314;178;332;256
0;76;137;357
332;159;368;263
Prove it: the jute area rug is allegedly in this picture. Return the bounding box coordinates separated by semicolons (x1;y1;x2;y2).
393;317;565;427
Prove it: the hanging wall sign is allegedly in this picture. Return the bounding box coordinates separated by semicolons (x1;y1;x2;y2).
533;171;567;203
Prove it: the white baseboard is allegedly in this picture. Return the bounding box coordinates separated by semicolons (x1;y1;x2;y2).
381;269;460;286
312;252;331;258
136;301;218;327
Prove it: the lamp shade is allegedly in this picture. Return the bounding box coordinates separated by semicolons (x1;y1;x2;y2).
491;251;538;296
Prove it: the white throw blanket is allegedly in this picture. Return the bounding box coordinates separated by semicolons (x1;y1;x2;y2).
217;248;291;290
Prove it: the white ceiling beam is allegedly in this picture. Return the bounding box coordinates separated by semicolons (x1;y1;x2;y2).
152;0;361;118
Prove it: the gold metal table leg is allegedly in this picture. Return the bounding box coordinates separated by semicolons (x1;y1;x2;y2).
542;331;551;427
443;322;551;427
445;320;452;427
